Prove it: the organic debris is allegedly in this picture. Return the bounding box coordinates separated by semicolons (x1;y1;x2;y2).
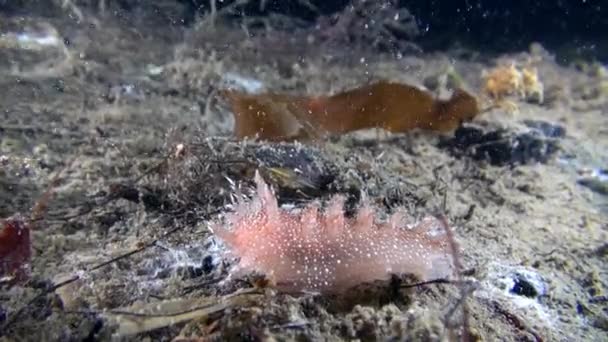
212;171;455;293
222;81;480;141
482;62;544;110
314;0;421;54
440;121;564;166
158;138;338;211
104;289;262;337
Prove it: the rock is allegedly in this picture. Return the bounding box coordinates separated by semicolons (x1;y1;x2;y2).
522;120;566;138
577;169;608;195
440;121;565;166
249;143;337;201
592;314;608;331
510;274;541;298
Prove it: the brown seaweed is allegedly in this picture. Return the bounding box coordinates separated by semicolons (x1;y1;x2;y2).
222;81;480;141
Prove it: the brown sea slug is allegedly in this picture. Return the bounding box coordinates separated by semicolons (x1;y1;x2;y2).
212;172;455;294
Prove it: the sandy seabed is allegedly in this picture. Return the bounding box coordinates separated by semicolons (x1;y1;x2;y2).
1;4;607;341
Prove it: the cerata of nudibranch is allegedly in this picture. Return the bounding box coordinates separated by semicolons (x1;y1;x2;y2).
212;171;455;293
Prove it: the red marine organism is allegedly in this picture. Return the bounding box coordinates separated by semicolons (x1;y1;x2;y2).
0;164;64;283
0;216;31;282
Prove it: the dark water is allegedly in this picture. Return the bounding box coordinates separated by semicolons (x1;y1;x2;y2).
3;0;604;61
190;0;606;61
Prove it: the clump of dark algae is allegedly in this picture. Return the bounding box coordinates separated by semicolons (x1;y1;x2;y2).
440;120;566;166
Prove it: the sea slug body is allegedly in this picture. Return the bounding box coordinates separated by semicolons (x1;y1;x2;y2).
213;172;455;293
